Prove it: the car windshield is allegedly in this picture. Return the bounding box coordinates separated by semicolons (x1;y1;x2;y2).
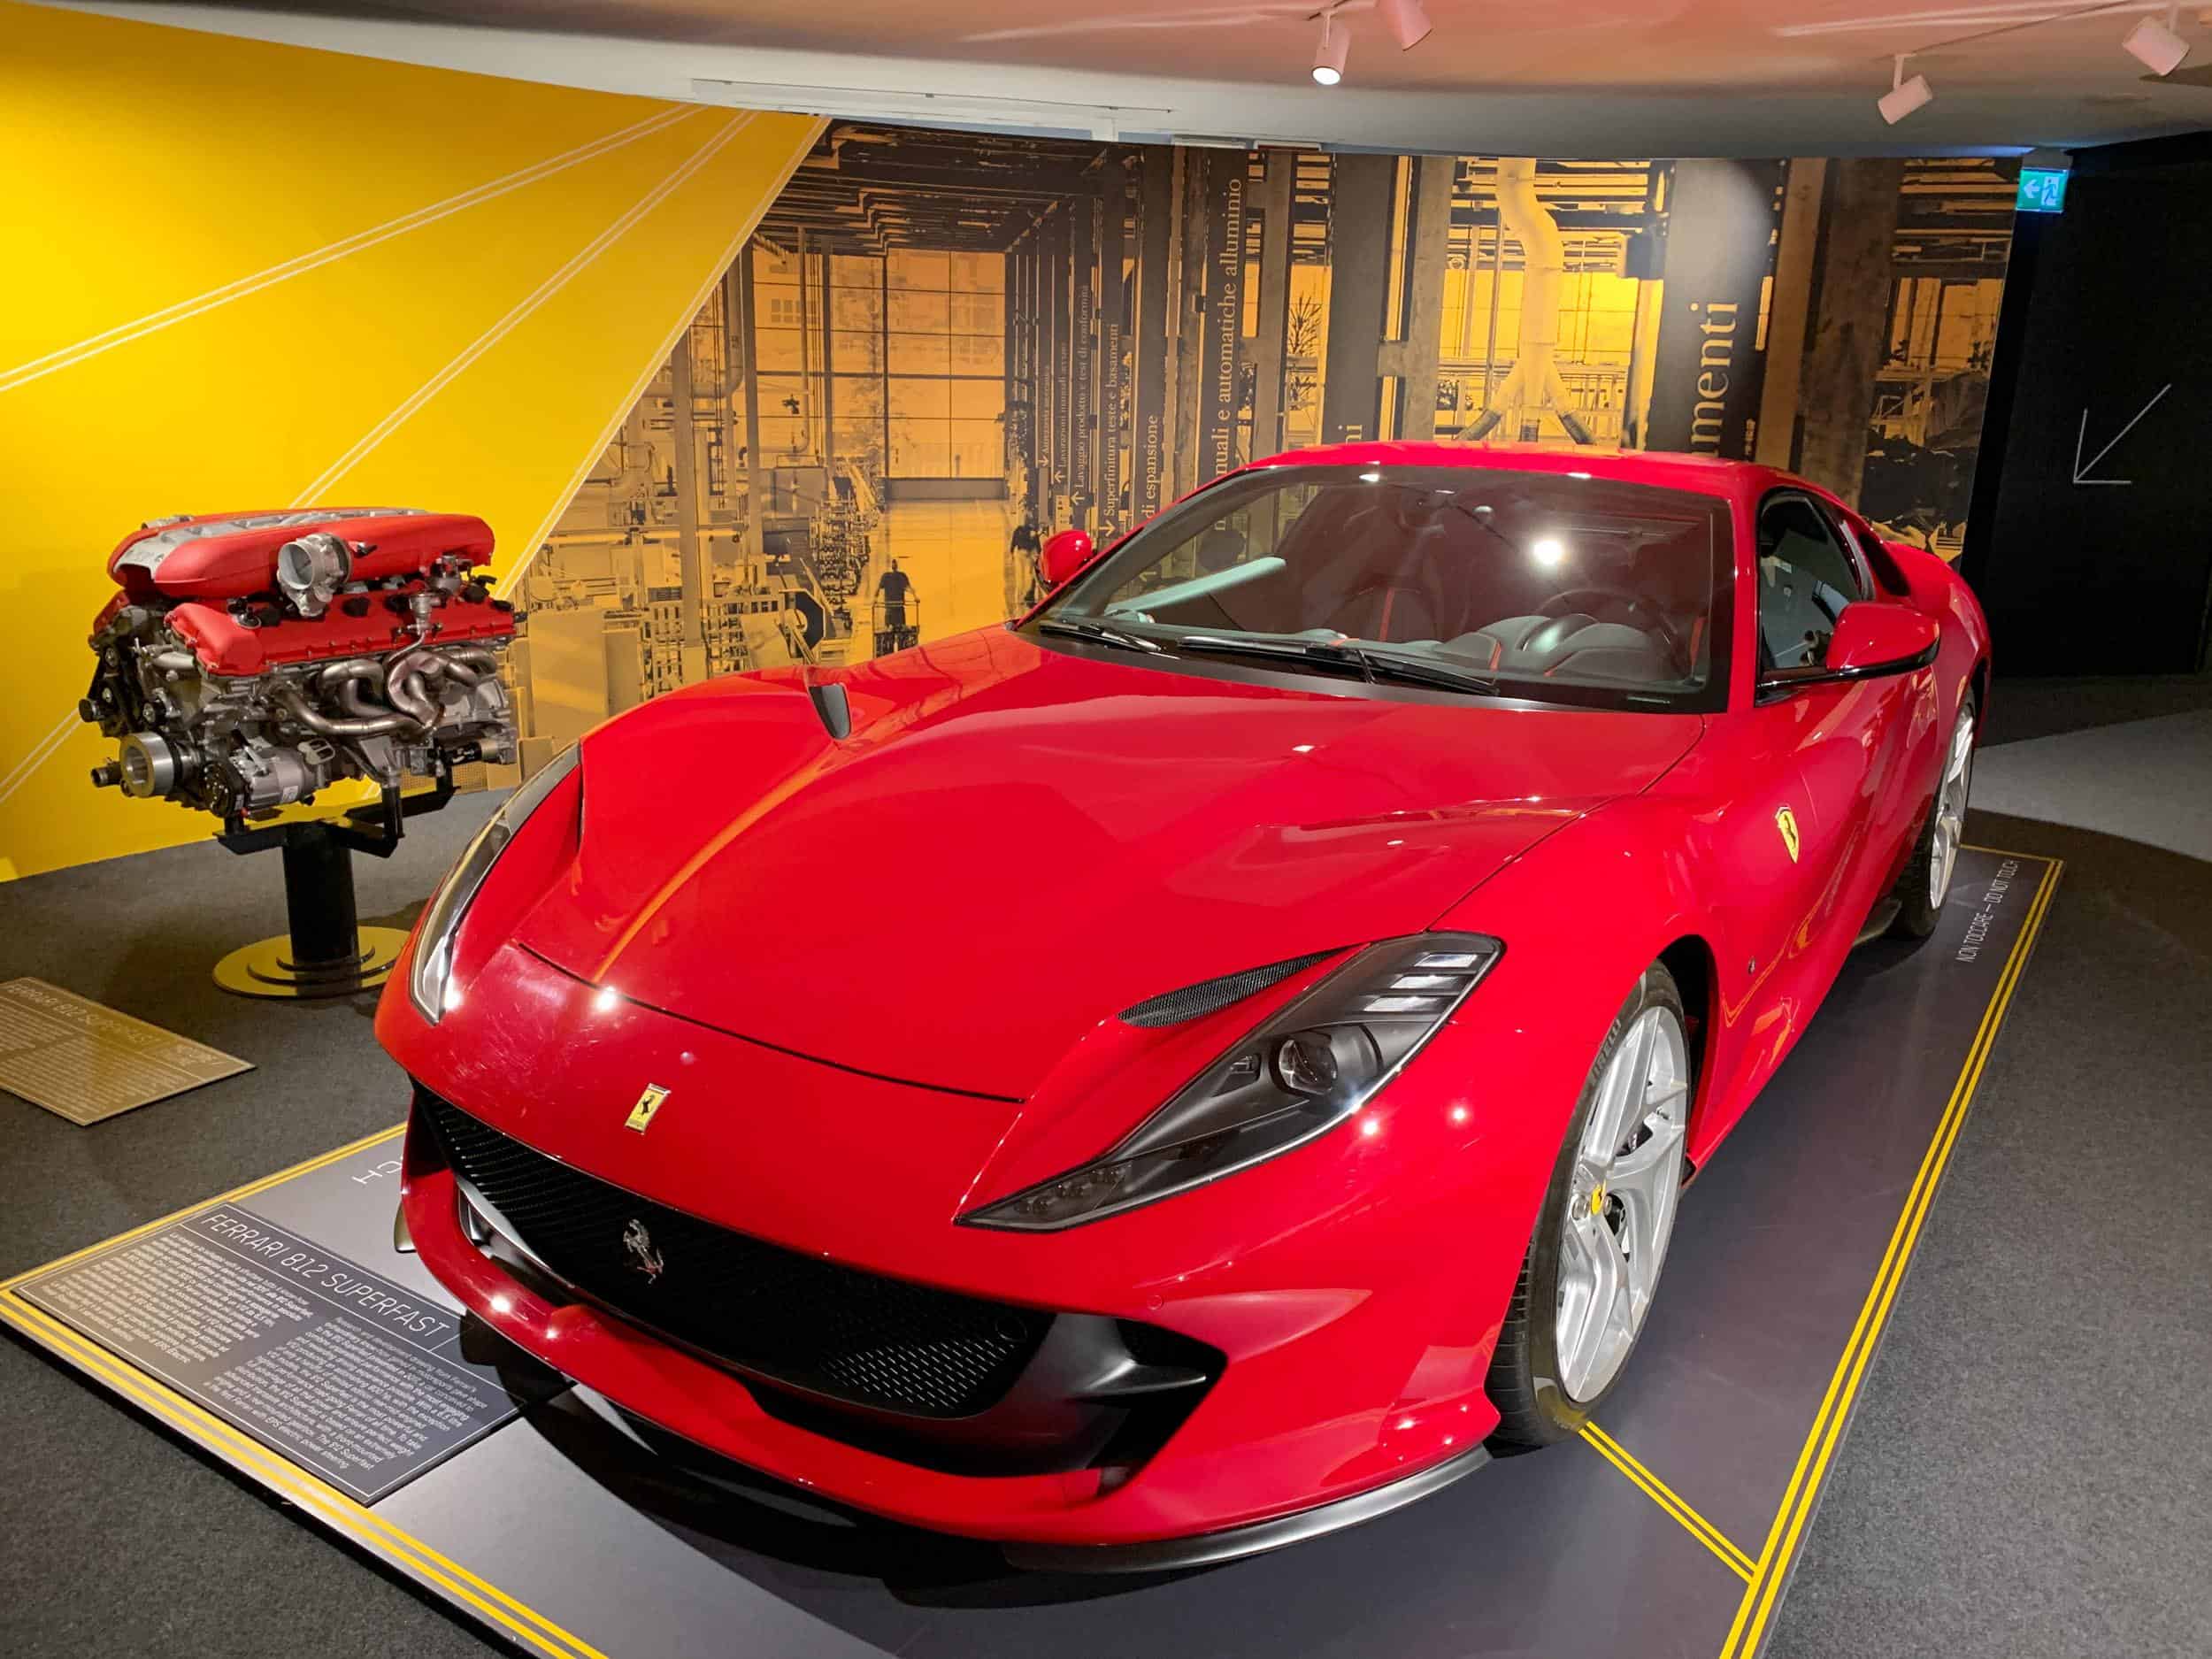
1039;465;1732;711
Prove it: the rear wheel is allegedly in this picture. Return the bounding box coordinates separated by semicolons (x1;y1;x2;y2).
1486;964;1691;1449
1889;695;1977;940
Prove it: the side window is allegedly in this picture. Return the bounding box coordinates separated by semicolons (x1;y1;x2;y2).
1755;495;1863;669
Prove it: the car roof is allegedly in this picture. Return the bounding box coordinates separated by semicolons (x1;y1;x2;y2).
1240;441;1825;510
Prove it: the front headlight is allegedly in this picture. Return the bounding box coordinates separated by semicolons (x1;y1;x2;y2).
408;743;581;1023
962;933;1502;1231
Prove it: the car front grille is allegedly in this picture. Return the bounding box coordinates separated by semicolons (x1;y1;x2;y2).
416;1089;1050;1419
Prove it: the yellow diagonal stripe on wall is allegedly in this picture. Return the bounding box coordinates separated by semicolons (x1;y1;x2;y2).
0;1;819;880
0;105;703;396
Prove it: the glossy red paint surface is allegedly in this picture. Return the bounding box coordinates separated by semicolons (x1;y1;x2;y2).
517;648;1700;1102
379;442;1988;1550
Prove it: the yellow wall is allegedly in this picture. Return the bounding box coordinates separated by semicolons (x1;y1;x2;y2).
0;1;819;879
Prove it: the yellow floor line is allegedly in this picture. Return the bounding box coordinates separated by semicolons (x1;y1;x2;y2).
1581;1422;1756;1579
4;1271;608;1659
0;1121;604;1656
1717;856;2061;1658
2;1291;606;1659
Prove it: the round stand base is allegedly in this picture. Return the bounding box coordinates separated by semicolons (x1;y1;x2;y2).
212;926;410;1000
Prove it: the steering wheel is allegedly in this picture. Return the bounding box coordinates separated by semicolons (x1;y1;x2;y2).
1537;586;1690;671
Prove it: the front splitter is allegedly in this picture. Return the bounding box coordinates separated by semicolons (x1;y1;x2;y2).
1001;1442;1494;1573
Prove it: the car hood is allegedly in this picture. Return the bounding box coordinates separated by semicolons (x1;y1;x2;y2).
514;630;1703;1100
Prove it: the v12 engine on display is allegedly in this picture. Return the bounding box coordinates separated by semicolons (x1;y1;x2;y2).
81;510;520;826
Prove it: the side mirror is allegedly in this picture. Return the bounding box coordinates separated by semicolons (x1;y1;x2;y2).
1826;601;1939;674
1040;529;1095;590
1759;600;1938;698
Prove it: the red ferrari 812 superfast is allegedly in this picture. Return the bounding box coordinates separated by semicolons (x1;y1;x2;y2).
380;444;1988;1569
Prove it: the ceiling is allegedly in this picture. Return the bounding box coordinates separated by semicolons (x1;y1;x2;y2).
59;0;2212;153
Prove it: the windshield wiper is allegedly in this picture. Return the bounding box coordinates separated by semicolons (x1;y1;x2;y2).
1037;618;1167;654
1323;642;1503;697
1173;634;1502;698
1172;634;1364;675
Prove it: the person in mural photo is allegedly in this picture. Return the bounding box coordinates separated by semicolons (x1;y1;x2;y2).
876;557;918;652
1010;520;1043;610
1196;522;1248;573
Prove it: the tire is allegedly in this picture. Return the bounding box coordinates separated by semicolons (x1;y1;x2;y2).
1888;694;1978;941
1485;963;1692;1451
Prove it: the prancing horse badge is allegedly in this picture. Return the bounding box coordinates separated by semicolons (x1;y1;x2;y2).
625;1083;671;1133
1775;805;1801;864
622;1218;664;1282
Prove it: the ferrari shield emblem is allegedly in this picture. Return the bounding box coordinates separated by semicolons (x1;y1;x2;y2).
624;1083;671;1133
1775;806;1801;864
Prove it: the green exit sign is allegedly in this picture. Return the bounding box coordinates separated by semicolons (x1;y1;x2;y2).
2017;168;2069;213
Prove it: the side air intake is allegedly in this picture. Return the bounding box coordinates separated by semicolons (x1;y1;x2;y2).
1118;949;1339;1028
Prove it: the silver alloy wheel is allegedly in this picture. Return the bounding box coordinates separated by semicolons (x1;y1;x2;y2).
1929;704;1977;911
1555;1004;1690;1403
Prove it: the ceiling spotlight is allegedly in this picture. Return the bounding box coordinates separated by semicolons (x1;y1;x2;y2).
1878;53;1933;124
2124;8;2191;75
1312;8;1350;85
1378;0;1433;50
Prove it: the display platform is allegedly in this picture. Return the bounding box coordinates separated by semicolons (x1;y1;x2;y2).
1;848;2059;1659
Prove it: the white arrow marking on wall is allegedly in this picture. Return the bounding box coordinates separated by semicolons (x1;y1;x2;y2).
2073;384;2171;485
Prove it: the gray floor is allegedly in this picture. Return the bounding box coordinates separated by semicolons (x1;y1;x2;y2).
1970;706;2212;862
1769;675;2212;1659
3;676;2209;1659
0;803;503;1659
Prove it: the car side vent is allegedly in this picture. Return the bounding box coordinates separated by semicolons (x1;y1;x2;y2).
1118;949;1338;1028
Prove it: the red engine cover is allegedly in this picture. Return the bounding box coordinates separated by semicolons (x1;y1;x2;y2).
168;590;516;677
108;509;495;602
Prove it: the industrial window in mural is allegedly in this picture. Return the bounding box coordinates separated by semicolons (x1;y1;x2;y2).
503;127;2015;770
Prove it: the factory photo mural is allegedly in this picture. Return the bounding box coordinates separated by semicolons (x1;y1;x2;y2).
1858;160;2016;558
502;129;2019;760
8;3;2024;879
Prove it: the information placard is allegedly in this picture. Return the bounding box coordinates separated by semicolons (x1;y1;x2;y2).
0;977;250;1124
17;1205;540;1502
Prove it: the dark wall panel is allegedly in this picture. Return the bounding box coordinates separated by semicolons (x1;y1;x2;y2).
1970;161;2212;675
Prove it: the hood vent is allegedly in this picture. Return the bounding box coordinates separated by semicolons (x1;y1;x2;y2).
808;680;852;741
1119;949;1339;1029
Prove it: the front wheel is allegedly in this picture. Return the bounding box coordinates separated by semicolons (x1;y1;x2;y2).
1889;695;1978;940
1485;964;1692;1449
